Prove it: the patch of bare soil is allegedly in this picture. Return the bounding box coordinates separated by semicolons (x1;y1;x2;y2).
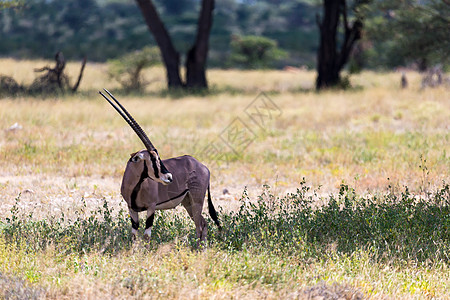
0;174;259;219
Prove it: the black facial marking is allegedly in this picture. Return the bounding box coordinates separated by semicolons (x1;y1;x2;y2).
131;216;139;230
130;160;149;212
153;149;170;175
149;152;160;179
145;213;155;229
160;159;170;175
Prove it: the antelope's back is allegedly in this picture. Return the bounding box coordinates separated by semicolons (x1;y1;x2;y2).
120;155;210;209
163;155;210;198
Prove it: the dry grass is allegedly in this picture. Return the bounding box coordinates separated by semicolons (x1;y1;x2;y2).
1;236;448;300
0;58;449;299
1;60;448;200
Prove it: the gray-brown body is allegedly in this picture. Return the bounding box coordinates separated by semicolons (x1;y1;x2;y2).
121;151;220;242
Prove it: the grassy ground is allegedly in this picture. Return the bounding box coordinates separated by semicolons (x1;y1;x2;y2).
0;58;449;299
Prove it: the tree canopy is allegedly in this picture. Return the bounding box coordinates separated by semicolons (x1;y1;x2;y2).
229;35;287;69
0;0;448;71
364;0;450;70
0;0;319;68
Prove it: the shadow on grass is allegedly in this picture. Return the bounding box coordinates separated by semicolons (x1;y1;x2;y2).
1;84;318;101
93;85;286;100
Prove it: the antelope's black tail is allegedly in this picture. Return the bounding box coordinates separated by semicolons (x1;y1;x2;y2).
207;184;221;230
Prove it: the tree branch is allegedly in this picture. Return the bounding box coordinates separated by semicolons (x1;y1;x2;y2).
34;66;52;73
337;0;363;71
72;57;87;92
193;0;214;64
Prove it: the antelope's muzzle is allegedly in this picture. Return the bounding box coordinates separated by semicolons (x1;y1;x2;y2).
160;173;173;185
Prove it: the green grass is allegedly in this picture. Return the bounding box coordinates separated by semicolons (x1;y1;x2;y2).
4;181;449;261
1;182;449;298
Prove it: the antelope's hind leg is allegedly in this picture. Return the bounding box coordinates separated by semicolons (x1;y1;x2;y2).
182;194;207;247
195;214;207;247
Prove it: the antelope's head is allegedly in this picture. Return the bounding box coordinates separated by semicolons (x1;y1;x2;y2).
99;89;173;186
128;150;173;185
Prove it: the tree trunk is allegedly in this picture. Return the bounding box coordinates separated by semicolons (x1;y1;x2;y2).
185;0;215;89
316;0;363;90
418;58;428;72
316;0;341;89
136;0;214;90
135;0;183;88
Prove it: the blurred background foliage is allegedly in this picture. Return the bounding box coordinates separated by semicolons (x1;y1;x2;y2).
107;46;161;91
0;0;448;70
363;0;450;70
228;35;288;69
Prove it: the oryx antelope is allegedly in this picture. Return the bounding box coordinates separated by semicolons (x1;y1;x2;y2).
99;89;221;244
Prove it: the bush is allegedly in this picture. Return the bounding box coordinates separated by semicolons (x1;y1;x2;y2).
0;75;22;96
1;181;449;263
107;47;161;92
229;35;287;69
216;182;449;262
2;197;131;254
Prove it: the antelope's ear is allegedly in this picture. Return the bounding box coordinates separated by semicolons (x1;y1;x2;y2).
129;151;144;163
149;150;159;158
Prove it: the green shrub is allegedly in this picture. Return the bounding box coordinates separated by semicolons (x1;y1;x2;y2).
2;181;449;264
216;181;449;262
2;197;131;254
229;35;287;69
107;47;161;92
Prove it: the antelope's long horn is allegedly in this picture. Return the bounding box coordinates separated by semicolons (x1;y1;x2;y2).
102;89;152;147
99;89;156;151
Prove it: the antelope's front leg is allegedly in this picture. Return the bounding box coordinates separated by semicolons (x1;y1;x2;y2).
144;209;155;240
129;208;139;239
